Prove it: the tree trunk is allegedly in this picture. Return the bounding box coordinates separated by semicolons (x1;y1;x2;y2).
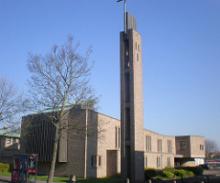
48;94;67;183
47;123;60;183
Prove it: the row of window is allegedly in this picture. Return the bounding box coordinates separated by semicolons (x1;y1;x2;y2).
145;136;173;153
178;141;204;151
200;144;204;150
145;156;172;168
91;155;102;168
92;154;172;169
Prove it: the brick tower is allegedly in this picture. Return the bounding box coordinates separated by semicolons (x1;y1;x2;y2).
120;12;145;183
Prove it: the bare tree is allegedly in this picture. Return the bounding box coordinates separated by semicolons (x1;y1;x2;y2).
0;77;22;129
205;139;219;158
27;36;97;183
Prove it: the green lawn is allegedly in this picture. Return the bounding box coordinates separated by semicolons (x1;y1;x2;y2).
77;176;122;183
37;175;68;182
0;172;122;183
0;171;11;177
37;176;122;183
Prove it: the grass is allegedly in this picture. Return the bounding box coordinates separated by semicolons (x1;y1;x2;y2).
77;176;122;183
0;171;11;177
37;175;68;182
0;172;121;183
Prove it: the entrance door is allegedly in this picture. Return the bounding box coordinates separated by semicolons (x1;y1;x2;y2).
106;150;118;177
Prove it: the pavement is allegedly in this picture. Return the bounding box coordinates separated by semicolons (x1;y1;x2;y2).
0;176;11;183
204;169;220;176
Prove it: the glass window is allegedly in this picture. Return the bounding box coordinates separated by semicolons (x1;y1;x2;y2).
200;144;204;150
98;156;101;166
157;157;161;168
91;155;102;167
167;157;171;167
146;136;151;152
115;127;121;149
179;141;187;151
157;139;162;152
167;140;172;153
145;156;148;168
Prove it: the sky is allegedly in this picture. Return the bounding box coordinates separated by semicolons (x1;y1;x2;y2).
0;0;220;146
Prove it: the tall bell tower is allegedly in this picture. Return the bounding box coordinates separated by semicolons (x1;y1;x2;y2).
120;9;145;183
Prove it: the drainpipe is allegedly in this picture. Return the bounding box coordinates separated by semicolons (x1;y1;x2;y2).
84;106;88;179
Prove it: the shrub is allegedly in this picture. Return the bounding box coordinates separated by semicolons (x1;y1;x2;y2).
0;163;10;173
164;167;175;174
181;166;203;176
144;168;162;180
174;169;194;178
162;170;175;179
174;169;187;177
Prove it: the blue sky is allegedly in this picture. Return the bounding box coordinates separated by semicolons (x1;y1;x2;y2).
0;0;220;146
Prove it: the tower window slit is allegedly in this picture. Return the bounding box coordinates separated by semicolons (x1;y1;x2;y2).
125;72;130;103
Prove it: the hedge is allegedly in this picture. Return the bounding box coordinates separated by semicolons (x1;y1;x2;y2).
0;163;10;173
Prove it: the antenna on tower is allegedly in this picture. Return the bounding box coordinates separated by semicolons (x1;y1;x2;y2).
117;0;127;33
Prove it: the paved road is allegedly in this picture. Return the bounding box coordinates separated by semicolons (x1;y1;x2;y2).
204;169;220;176
0;176;11;183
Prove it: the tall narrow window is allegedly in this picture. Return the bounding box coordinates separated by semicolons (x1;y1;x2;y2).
91;155;96;167
125;72;130;103
145;156;148;168
125;40;129;69
115;127;121;149
167;140;172;153
156;157;161;168
91;155;101;167
179;141;186;151
145;136;151;152
157;139;162;152
167;157;171;167
98;156;102;166
118;127;121;148
125;107;130;141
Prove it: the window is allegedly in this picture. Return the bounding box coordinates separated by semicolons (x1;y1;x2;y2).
98;156;101;166
118;127;121;148
115;127;121;149
179;141;187;151
91;156;95;167
125;108;130;141
167;157;171;167
167;140;172;153
145;156;148;168
145;136;151;152
125;41;129;69
137;53;139;62
200;144;204;151
156;157;161;168
125;73;130;103
91;155;102;168
157;139;162;152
